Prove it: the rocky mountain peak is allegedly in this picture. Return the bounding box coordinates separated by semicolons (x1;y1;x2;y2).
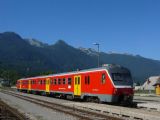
25;38;48;48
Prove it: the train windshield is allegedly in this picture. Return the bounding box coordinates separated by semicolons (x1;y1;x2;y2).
111;73;133;86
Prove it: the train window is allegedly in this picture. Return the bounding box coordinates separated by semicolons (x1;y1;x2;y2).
85;76;87;84
78;77;80;84
88;76;90;84
68;78;71;85
75;77;77;85
63;78;66;84
112;73;123;81
43;80;45;84
85;76;90;84
40;80;42;84
53;79;55;84
101;73;106;84
52;79;54;84
40;80;43;84
54;79;57;85
58;79;61;85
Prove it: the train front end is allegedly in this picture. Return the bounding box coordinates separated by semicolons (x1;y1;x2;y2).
107;65;134;105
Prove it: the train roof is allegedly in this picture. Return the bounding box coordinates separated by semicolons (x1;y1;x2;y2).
18;64;128;81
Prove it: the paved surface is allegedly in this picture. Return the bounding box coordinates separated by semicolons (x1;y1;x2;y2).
0;92;77;120
134;95;160;111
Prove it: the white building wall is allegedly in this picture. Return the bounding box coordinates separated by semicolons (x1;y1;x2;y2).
142;76;160;90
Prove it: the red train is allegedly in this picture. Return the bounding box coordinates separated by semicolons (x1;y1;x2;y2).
16;64;134;104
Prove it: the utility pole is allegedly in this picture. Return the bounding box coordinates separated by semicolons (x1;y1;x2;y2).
93;43;100;67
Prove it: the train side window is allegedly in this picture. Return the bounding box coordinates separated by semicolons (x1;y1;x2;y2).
101;73;106;84
53;79;55;84
43;80;46;84
58;79;61;85
68;78;71;85
63;78;66;84
85;76;90;85
88;76;90;84
54;79;57;85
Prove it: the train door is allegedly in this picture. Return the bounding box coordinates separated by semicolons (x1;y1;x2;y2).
28;80;31;91
74;75;81;96
46;78;50;93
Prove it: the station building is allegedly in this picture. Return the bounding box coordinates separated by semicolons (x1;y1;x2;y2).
142;76;160;95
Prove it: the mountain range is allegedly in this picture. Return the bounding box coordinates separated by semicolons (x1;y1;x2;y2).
0;32;160;84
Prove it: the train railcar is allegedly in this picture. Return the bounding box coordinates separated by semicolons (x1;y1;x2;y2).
16;64;134;104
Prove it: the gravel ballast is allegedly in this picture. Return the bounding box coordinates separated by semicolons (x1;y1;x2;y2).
0;92;78;120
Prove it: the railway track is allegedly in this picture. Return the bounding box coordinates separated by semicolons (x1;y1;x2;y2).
1;88;160;120
0;89;121;120
0;98;28;120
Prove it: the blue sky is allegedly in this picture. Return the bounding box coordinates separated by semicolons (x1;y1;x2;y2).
0;0;160;60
